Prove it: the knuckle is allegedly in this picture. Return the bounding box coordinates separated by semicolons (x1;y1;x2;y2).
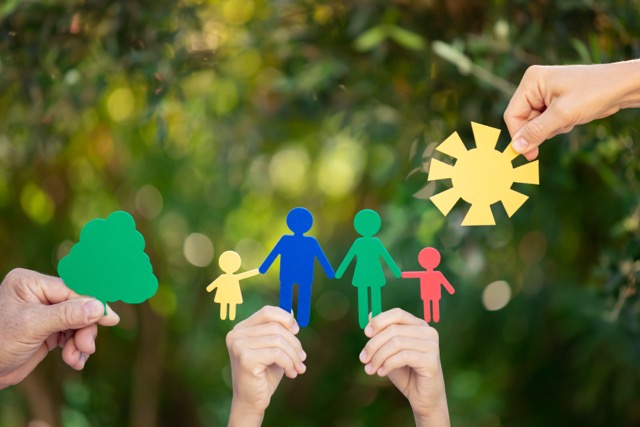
388;336;405;349
62;304;82;326
237;347;251;367
225;331;234;348
426;327;439;341
422;354;441;377
525;65;543;78
424;340;440;353
229;338;244;359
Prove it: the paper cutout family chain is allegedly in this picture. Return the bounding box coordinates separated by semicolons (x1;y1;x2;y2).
207;207;454;328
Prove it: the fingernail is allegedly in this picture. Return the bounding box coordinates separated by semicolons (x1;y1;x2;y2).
359;350;367;362
365;363;372;374
377;367;385;376
512;137;528;153
300;363;307;373
299;350;307;360
293;322;300;334
364;325;373;337
85;300;104;320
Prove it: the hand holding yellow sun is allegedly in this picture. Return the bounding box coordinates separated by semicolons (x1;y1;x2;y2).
428;122;539;226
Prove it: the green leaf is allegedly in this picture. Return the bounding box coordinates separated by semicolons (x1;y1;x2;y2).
388;26;425;51
353;26;389;51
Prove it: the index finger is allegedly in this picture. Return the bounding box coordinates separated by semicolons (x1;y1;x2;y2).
235;305;299;333
364;308;425;337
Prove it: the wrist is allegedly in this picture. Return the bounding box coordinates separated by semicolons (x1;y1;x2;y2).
412;397;450;427
611;60;640;110
229;397;265;427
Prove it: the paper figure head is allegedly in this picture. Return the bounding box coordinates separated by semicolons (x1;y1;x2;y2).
418;247;441;270
286;207;313;234
354;209;381;237
219;250;242;274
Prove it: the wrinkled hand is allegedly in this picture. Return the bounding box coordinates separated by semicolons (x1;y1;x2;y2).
226;306;306;427
0;268;120;389
504;61;640;161
360;309;450;427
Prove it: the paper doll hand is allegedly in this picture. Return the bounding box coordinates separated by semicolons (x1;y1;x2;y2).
226;306;306;427
504;61;640;161
0;269;120;389
361;309;450;427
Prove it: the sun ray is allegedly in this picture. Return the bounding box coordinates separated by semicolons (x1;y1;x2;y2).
501;189;529;217
436;132;467;159
512;160;539;184
430;187;461;216
503;144;520;161
462;203;495;226
471;122;500;150
428;158;455;181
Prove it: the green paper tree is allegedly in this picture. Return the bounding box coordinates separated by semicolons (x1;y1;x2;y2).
58;211;158;313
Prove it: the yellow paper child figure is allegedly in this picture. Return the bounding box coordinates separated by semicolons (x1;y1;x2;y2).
206;251;259;321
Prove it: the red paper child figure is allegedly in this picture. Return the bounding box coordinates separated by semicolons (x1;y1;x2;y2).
401;247;455;322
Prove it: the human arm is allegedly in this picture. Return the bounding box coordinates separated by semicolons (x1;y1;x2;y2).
439;273;455;295
313;240;335;279
226;306;307;427
236;269;260;281
504;60;640;161
259;241;282;275
378;241;401;278
335;244;357;279
0;268;120;389
360;309;450;427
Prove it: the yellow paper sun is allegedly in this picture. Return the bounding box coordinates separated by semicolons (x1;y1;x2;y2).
428;122;539;226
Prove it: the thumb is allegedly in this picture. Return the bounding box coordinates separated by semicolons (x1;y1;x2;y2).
36;298;105;337
510;105;565;156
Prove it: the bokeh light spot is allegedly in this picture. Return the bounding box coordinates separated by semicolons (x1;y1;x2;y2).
268;147;310;196
518;230;547;265
149;284;177;317
222;0;254;25
482;280;512;311
229;49;262;78
451;370;482;399
317;137;364;198
135;185;164;220
183;233;214;267
107;87;135;122
20;183;55;225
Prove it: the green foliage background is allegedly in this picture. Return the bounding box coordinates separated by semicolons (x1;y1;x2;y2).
0;0;639;426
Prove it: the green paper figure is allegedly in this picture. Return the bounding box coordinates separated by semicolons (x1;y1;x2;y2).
58;211;158;314
335;209;401;329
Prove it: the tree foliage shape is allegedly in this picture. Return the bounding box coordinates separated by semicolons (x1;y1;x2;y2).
58;211;158;312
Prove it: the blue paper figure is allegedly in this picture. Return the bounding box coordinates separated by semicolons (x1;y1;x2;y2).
259;207;335;327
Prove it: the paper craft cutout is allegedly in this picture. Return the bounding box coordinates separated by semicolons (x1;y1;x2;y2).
206;251;259;321
259;207;335;328
401;247;454;323
427;122;539;226
336;209;401;329
58;211;158;314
